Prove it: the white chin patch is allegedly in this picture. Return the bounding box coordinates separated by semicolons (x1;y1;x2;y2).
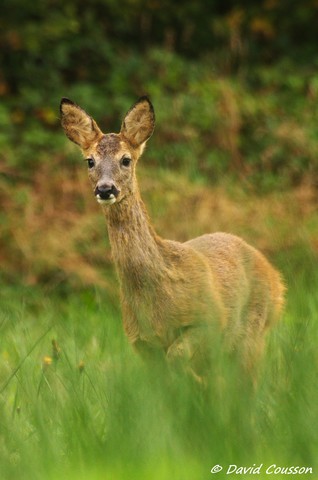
96;194;117;206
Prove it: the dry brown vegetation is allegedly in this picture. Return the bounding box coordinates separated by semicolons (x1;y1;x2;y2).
1;161;317;291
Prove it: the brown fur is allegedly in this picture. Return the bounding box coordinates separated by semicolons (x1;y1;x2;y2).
60;96;286;380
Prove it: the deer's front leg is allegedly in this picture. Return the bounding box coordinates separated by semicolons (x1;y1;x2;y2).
132;338;166;365
166;325;217;382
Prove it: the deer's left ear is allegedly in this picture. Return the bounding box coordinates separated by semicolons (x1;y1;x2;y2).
60;98;103;150
121;96;155;149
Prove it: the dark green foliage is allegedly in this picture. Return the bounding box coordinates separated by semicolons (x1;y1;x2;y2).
0;0;317;188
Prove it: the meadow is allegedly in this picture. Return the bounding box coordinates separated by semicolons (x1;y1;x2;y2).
1;183;317;479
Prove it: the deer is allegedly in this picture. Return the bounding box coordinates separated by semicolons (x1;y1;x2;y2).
60;96;285;383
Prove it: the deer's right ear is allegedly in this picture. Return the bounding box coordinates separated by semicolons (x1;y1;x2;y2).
60;98;103;150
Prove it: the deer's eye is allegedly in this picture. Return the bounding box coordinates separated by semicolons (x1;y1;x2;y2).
87;158;95;169
121;156;131;168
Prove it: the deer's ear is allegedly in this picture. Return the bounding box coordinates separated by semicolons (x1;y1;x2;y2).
121;96;155;149
60;98;103;149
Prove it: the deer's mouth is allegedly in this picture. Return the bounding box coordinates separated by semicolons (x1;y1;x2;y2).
96;194;117;205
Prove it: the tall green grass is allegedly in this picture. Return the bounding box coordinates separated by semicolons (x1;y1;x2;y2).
1;248;317;480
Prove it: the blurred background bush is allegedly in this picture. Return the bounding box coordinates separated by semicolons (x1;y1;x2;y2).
1;0;318;288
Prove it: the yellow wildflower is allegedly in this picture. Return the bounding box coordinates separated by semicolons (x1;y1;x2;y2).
78;361;85;373
42;356;53;368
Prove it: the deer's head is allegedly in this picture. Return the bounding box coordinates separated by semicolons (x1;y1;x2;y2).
60;97;155;205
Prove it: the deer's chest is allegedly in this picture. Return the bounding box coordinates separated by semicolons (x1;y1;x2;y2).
121;282;178;348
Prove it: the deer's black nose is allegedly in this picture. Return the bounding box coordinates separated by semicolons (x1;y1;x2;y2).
95;184;119;200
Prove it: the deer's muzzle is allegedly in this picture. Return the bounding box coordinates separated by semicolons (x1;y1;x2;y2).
95;183;120;205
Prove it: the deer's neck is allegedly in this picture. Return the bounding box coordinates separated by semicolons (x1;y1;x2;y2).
105;190;165;286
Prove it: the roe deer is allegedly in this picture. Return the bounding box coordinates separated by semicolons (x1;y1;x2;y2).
60;96;285;381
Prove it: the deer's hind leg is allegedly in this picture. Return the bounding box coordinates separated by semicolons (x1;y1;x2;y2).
240;301;269;386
